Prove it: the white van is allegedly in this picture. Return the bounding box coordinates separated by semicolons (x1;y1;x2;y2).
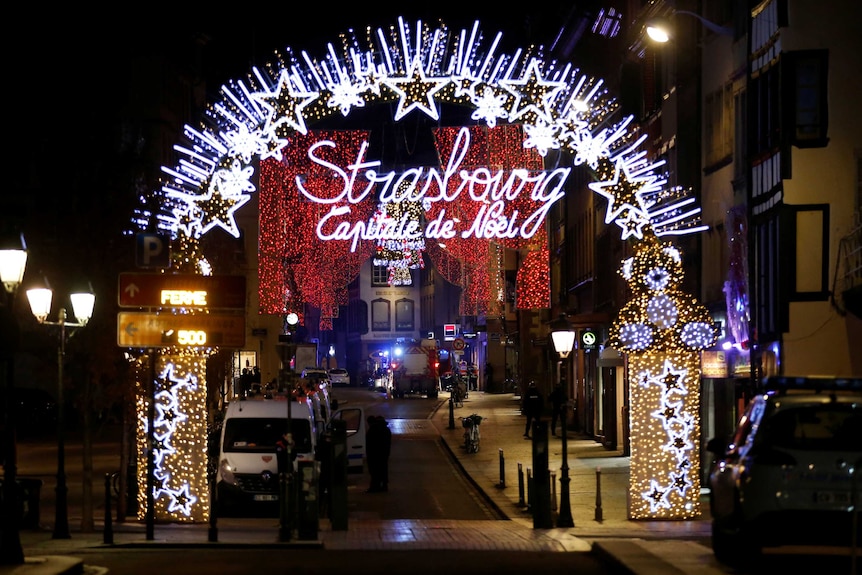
216;394;366;512
216;396;317;510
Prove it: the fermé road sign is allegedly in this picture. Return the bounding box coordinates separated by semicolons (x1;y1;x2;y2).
117;311;246;348
118;273;246;309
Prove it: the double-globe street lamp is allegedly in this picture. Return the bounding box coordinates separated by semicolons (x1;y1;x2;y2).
26;280;95;540
549;313;576;528
0;232;28;565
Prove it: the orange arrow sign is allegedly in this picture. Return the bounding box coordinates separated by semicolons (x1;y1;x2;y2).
117;311;246;348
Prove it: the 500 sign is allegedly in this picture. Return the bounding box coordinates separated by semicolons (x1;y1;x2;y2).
177;330;207;345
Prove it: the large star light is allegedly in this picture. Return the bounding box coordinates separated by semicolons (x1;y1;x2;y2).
589;158;654;225
253;70;319;136
192;181;251;238
382;57;449;121
500;59;566;123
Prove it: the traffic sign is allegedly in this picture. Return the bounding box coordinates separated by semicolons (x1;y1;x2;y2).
452;337;466;351
118;273;246;309
135;233;171;269
580;328;598;351
117;311;246;348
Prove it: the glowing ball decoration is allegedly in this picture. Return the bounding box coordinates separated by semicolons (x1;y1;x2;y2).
610;236;717;519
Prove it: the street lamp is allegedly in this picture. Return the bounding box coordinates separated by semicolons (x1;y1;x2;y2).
0;231;28;565
26;279;95;540
644;11;733;43
549;313;576;528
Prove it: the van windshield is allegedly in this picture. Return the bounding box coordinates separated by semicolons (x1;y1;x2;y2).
222;418;312;454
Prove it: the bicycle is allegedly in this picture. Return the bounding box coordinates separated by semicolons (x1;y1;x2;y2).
451;384;465;408
462;413;482;453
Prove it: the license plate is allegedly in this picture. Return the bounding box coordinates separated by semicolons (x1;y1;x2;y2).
813;491;850;504
253;494;278;502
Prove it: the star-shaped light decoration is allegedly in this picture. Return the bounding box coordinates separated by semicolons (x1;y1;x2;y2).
258;132;290;162
382;57;449;121
615;208;650;240
589;158;655;225
165;482;198;516
253;70;319;136
192;180;251;238
500;59;566;124
643;480;671;512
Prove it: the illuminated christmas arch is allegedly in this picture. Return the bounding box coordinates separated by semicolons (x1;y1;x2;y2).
131;16;713;523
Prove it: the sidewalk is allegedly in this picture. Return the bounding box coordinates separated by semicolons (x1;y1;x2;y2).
5;391;726;575
432;391;713;540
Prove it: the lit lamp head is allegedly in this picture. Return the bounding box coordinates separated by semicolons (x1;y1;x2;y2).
550;314;576;359
644;11;733;44
0;231;28;294
645;16;671;42
26;279;53;324
70;286;95;326
26;279;95;326
286;312;299;327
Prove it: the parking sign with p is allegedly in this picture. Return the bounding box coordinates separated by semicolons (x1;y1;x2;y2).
136;233;171;269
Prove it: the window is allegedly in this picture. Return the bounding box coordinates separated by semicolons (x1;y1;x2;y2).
372;264;390;286
394;298;414;330
371;299;390;331
705;84;734;169
783;204;830;301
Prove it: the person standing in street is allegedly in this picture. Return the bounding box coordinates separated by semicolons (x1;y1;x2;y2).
548;383;565;436
365;416;392;492
523;381;543;438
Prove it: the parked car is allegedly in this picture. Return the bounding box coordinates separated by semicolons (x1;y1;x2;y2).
300;367;328;382
706;376;862;567
328;368;350;386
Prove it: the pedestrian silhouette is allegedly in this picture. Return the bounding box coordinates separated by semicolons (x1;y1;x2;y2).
275;431;294;473
548;384;566;436
365;416;392;492
523;381;543;438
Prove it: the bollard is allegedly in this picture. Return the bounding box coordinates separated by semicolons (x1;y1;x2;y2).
526;468;532;511
595;466;603;522
551;472;557;512
103;474;113;545
208;473;218;542
448;397;455;430
498;449;505;488
517;463;526;507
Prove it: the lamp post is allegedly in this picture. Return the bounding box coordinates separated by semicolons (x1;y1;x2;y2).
0;231;28;565
550;313;576;528
279;311;299;541
26;281;95;540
